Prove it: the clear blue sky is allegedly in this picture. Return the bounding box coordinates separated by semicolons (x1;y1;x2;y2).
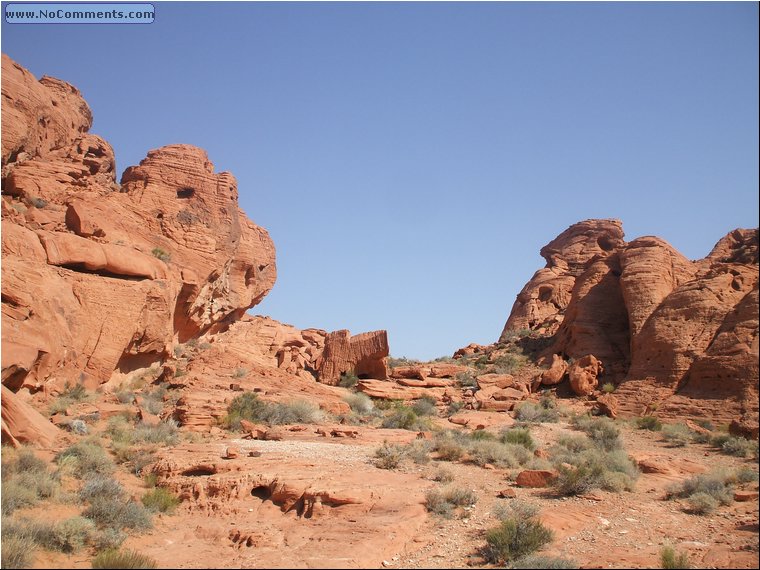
3;2;758;360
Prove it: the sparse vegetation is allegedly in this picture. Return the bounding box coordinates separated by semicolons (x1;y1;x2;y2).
660;544;691;569
500;427;535;450
514;395;560;424
571;415;622;451
150;247;170;262
411;395;438;417
343;392;374;414
49;381;90;415
83;497;152;532
468;440;532;468
601;382;616;394
339;370;359;388
665;470;734;513
91;548;158;569
493;353;527;374
373;442;407;470
223;391;324;429
636;416;662;431
380;403;431;431
456;371;478;388
433;466;455;483
508;554;579;569
718;435;759;458
484;502;554;564
424;486;477;518
141;487;180;513
661;423;693;447
387;356;421;369
2;447;59;514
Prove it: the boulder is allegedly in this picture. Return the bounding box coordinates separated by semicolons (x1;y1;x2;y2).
515;469;557;488
540;354;567;386
568;355;603;396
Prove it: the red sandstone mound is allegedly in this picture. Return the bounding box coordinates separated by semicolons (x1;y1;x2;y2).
500;219;759;430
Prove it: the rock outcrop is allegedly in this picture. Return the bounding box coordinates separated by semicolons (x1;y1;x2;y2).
500;219;759;429
1;56;278;401
316;330;389;384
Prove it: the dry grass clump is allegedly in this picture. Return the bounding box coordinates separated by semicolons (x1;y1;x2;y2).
1;447;60;515
660;544;691;569
424;486;477;518
91;548;158;569
55;440;114;479
141;487;180;513
484;500;553;564
665;470;735;515
374;441;408;470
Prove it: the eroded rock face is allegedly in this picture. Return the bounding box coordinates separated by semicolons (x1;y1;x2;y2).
316;330;389;384
1;55;276;399
568;355;603;396
500;219;625;336
500;219;759;428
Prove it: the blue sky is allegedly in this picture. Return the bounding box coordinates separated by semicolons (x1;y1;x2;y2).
3;2;758;359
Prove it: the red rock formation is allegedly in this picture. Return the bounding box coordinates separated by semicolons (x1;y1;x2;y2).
316;330;389;384
568;355;603;396
1;55;276;394
501;219;759;429
500;219;625;336
1;385;61;447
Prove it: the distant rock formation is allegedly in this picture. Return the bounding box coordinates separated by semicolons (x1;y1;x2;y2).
500;219;759;429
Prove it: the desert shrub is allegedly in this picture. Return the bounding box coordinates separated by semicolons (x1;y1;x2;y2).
91;548;158;569
343;392;374;414
709;433;731;447
484;517;554;564
2;448;60;514
666;471;733;507
133;421;180;446
500;428;535;450
493;500;540;522
661;424;693;447
374;442;407;470
469;430;497;441
433;433;467;461
493;353;526;374
571;415;622;451
553;449;638;495
424;486;477;517
456;371;478;388
140;386;167;415
423;489;453;518
92;527;127;551
405;439;433;464
115;389;136;404
55;441;114;479
223;392;322;428
1;517;57;551
636;416;662;431
150;247;170;262
554;435;592;454
80;476;126;502
232;367;247;378
381;405;430;431
720;436;759;458
601;383;616;394
49;381;90;414
53;516;96;552
660;544;691;569
514;402;559;424
447;401;464;416
734;466;759;483
686;492;719;515
508;555;579;569
111;445;157;477
338;371;359;388
433;467;455;483
412;396;438;417
468;440;532;468
387;356;421;368
83;497;152;531
141;487;180;513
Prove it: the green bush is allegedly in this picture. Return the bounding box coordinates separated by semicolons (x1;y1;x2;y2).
508;555;579;569
338;371;359;388
601;383;616;394
661;424;693;447
141;487;180;513
484;517;554;564
381;405;430;431
500;428;535;450
374;442;407;470
55;441;114;479
636;416;662;431
92;548;158;569
552;449;638;495
660;544;691;569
